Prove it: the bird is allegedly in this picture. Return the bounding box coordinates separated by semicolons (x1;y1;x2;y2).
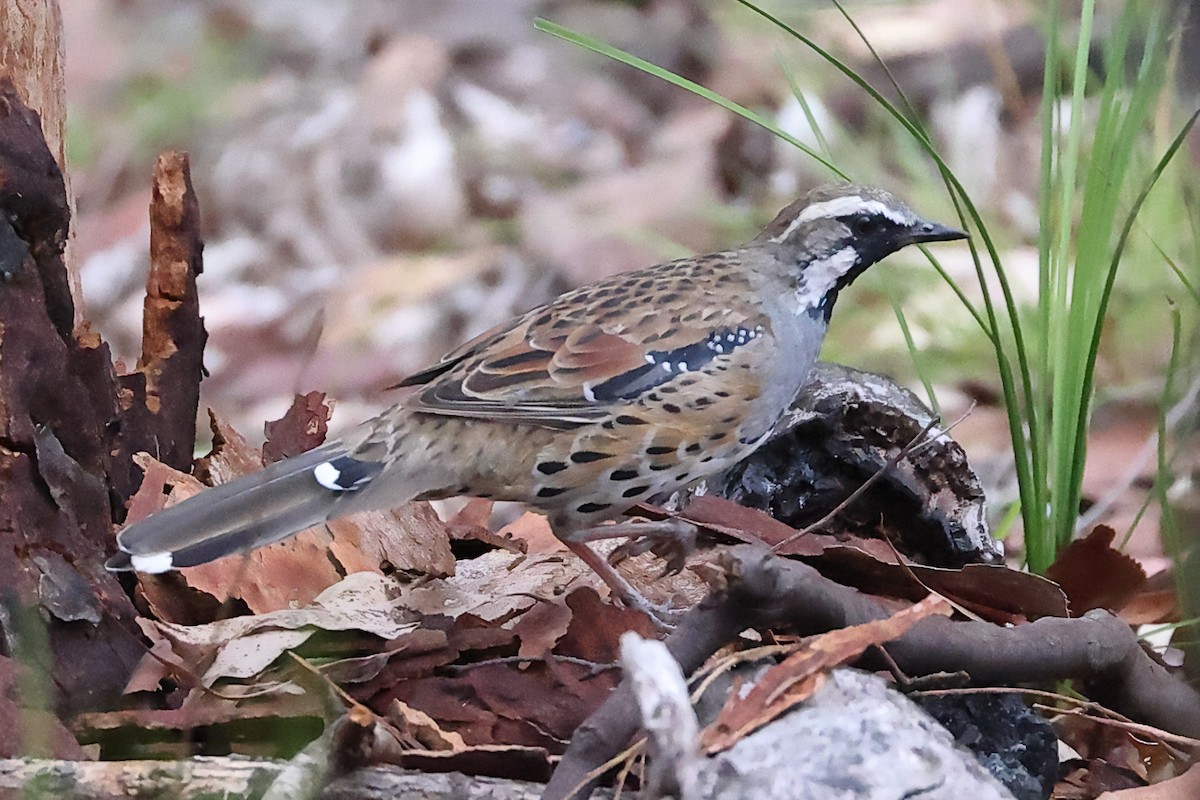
107;183;966;621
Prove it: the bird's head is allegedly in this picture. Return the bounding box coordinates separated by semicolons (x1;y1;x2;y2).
754;183;967;317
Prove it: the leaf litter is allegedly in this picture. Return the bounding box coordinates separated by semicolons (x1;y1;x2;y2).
100;394;1186;786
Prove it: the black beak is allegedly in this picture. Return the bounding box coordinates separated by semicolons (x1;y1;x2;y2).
907;220;968;244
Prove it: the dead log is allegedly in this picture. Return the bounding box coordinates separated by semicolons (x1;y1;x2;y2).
0;78;143;720
0;757;589;800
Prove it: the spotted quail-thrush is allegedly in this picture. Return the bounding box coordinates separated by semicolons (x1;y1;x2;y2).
107;183;966;618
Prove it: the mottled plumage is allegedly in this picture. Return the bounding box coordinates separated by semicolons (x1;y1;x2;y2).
108;183;965;618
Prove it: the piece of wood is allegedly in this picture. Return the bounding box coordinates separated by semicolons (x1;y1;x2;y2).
0;0;81;322
542;544;1200;800
0;78;142;718
0;758;582;800
110;151;208;502
620;633;700;800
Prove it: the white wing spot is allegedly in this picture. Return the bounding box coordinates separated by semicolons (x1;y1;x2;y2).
314;461;345;491
130;551;174;574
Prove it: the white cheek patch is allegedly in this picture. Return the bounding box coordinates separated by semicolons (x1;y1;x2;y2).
771;196;909;243
794;246;858;310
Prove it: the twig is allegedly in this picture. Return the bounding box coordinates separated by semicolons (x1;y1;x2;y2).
1033;705;1200;754
540;544;1200;800
444;655;618;675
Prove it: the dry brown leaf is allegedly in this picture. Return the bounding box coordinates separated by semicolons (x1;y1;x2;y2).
446;498;495;536
1058;760;1147;797
702;594;952;752
382;662;611;755
1054;713;1159;782
442;498;525;554
681;495;1068;620
262;391;331;463
130;414;455;615
399;549;592;622
466;663;597;741
1118;589;1178;626
326;503;456;578
176;503;456;615
512;599;573;659
152;572;420;685
123;620;187;694
556;587;660;662
499;511;563;554
388;699;467;751
125;453;205;522
1047;526;1147;616
320;629;450;685
1098;762;1200;798
177;528;344;614
193;410;262;485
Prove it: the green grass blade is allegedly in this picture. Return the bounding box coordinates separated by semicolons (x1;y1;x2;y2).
735;0;1046;564
1064;106;1200;537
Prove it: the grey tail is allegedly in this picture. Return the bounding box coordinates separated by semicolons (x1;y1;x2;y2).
106;444;384;573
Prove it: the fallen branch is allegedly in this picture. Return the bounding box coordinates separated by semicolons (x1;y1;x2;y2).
0;757;594;800
541;544;1200;800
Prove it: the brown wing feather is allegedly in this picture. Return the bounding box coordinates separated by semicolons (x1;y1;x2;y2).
392;255;768;429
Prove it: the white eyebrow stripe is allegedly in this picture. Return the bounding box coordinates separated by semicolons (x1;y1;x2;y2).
770;196;909;243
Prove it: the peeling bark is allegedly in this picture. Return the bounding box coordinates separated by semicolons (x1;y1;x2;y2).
111;152;207;503
0;78;141;717
0;0;81;322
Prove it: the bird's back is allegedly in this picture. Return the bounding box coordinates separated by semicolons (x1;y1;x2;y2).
348;249;822;529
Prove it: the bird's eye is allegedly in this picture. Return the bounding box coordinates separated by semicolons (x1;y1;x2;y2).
851;215;881;236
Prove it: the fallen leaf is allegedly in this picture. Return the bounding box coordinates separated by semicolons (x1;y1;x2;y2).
124;453;203;523
193;409;262;486
205;629;315;684
556;587;660;663
702;594;952;752
682;495;1069;620
325;503;457;579
1047;526;1147;615
399;549;590;622
1098;762;1200;798
387;699;467;750
499;511;563;554
153;572;421;685
320;629;449;685
1118;589;1178;626
262;391;331;463
512;598;573;659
